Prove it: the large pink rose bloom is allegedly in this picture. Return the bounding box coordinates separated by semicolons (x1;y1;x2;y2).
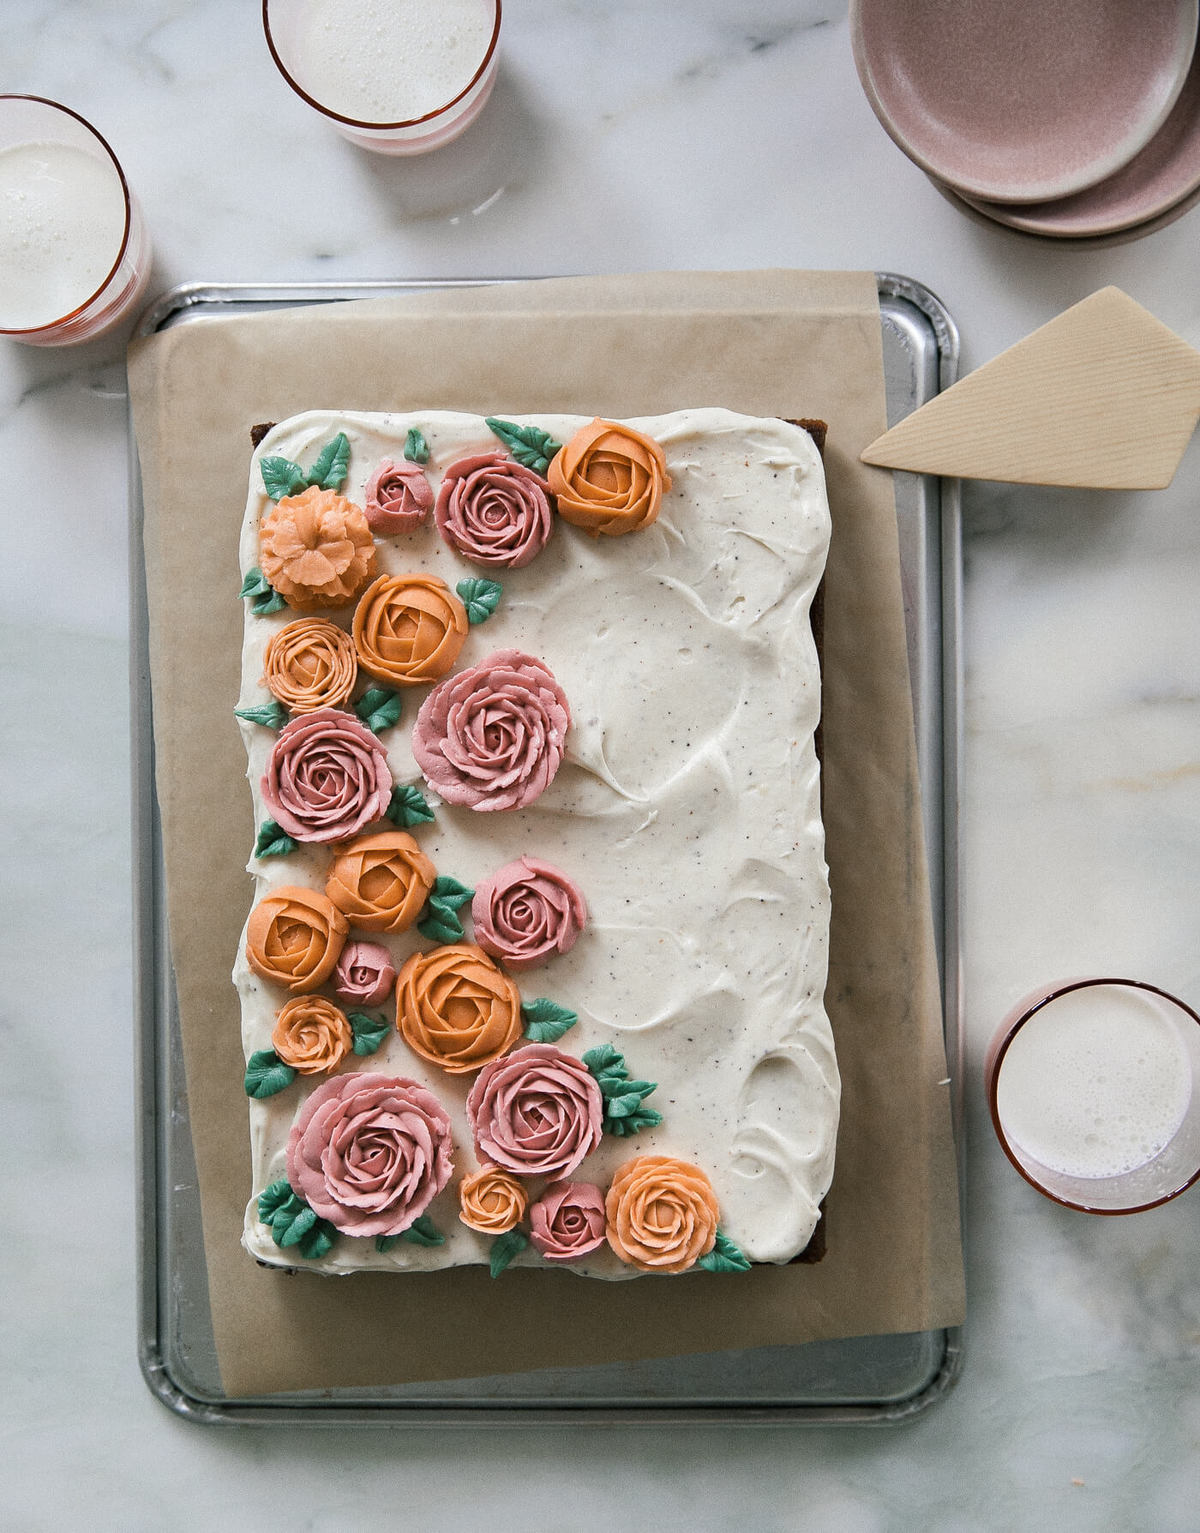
363;459;433;534
529;1180;607;1262
434;452;554;568
261;707;392;844
466;1043;603;1180
472;856;587;971
413;649;570;812
286;1072;454;1238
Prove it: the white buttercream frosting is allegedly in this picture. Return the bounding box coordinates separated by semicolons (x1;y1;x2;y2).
235;408;837;1276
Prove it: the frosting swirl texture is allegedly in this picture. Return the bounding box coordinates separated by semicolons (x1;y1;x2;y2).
286;1072;454;1238
395;943;522;1074
245;885;348;994
466;1043;604;1180
605;1155;720;1273
434;451;554;568
262;617;357;713
529;1180;607;1263
412;648;570;812
259;485;377;609
271;994;354;1075
471;856;587;971
333;939;397;1007
458;1165;528;1234
546;418;670;536
352;572;468;686
260;707;392;844
324;829;436;933
363;459;433;534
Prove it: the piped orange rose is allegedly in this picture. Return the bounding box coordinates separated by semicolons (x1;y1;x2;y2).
260;485;377;610
271;994;354;1075
458;1166;528;1234
324;829;436;934
547;418;670;536
605;1155;721;1274
245;885;348;994
396;943;522;1075
352;572;468;686
262;617;357;712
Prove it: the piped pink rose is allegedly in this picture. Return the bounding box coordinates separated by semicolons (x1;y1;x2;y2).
363;459;433;535
529;1180;607;1263
261;707;393;844
471;856;587;971
466;1043;603;1180
434;452;554;568
333;939;397;1007
286;1072;454;1238
412;649;570;812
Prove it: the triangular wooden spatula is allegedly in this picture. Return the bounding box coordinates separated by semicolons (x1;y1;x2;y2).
861;287;1200;489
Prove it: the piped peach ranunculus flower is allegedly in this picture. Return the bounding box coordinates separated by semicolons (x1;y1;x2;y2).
352;572;468;686
458;1166;528;1234
395;943;522;1075
605;1155;721;1274
546;418;670;536
245;885;348;994
259;484;377;611
324;829;436;934
271;994;354;1075
262;617;357;712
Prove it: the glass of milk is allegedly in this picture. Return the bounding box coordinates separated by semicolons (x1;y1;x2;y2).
0;96;151;346
262;0;502;154
986;978;1200;1212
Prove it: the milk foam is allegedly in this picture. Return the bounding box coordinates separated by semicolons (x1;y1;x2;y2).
292;0;494;122
0;142;126;330
997;986;1193;1179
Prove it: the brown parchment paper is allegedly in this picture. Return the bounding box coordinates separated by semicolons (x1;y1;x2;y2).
128;270;964;1398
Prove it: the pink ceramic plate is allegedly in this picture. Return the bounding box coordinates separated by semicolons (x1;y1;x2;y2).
933;174;1200;250
850;0;1198;204
956;43;1200;237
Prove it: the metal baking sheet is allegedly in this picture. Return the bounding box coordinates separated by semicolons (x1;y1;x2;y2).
131;273;963;1424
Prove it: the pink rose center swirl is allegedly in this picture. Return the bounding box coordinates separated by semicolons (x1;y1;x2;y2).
434;452;554;569
261;707;393;844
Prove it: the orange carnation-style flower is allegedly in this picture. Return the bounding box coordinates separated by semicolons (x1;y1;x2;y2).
324;829;436;934
395;943;522;1075
262;617;357;712
458;1166;528;1234
352;572;468;686
271;994;354;1075
245;885;348;994
605;1155;721;1274
259;485;377;610
547;418;671;537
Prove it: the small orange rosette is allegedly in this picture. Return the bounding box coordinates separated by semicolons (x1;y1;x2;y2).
458;1166;528;1234
271;994;354;1075
262;617;357;712
352;572;468;686
245;885;348;994
605;1155;721;1274
324;829;437;934
396;943;522;1075
259;485;377;610
547;418;671;537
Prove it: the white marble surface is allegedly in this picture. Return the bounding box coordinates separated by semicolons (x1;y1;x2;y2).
3;2;1199;1527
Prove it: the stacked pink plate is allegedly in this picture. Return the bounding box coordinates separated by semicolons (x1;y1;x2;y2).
851;0;1200;243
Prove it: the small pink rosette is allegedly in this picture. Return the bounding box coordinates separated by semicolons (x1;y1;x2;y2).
333;939;397;1007
363;459;433;535
529;1180;607;1262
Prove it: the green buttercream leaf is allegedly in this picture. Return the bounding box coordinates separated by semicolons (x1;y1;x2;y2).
244;1050;297;1099
348;1010;390;1057
697;1230;752;1273
256;1180;337;1258
253;588;289;616
402;1214;446;1248
521;997;578;1044
375;1234;401;1253
355;685;403;734
277;1203;317;1247
484;417;562;477
386;783;435;828
418;875;475;942
239;567;288;614
605;1105;664;1137
234;699;290;730
456;577;503;625
489;1228;528;1278
257;1179;297;1224
581;1042;624;1085
307;431;351;491
404;427;430;464
583;1044;660;1136
429;875;474;910
239;567;272;600
254;819;298;858
261;456;307;500
296;1218;337;1259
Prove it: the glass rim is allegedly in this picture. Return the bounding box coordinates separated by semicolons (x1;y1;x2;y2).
261;0;502;131
0;94;135;337
986;975;1200;1215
